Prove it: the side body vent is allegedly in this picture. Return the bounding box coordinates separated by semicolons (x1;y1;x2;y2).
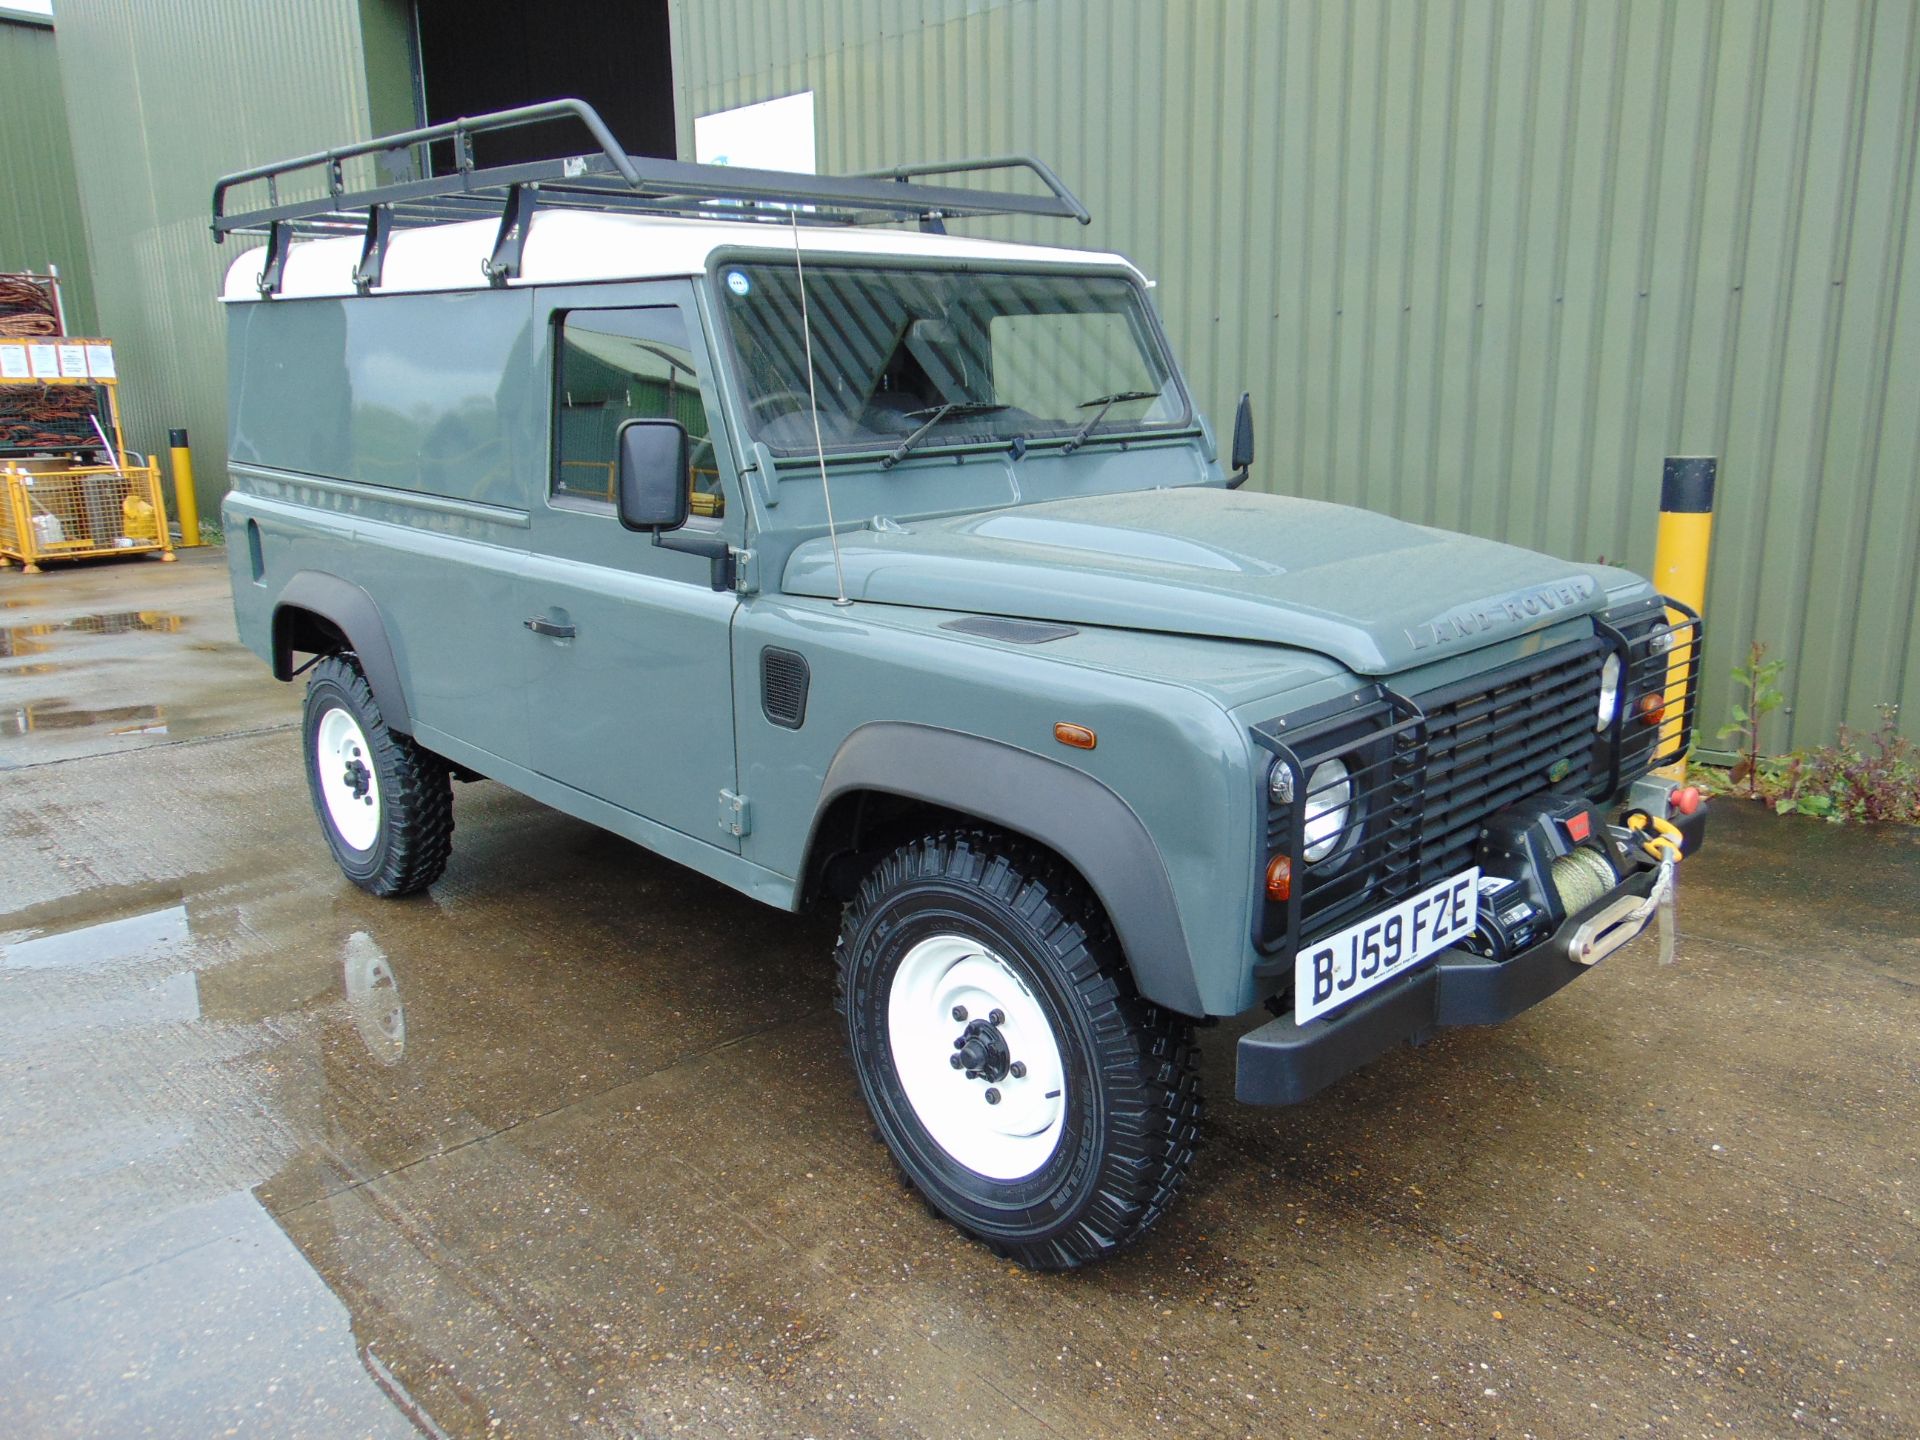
939;616;1079;644
761;646;810;729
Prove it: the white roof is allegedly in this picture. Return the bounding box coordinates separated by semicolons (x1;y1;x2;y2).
219;209;1142;301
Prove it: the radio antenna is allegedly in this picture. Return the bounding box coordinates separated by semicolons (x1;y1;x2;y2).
790;210;852;607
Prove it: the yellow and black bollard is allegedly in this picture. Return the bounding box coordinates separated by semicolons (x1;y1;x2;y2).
1652;457;1716;780
168;428;202;548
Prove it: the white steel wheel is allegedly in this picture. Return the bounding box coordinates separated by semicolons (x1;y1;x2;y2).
887;933;1068;1181
314;704;382;851
300;656;454;898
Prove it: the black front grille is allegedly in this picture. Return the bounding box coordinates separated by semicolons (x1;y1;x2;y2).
1254;639;1606;963
1253;602;1704;971
1410;640;1605;885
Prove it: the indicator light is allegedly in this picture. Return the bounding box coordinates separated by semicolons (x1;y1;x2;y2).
1053;722;1096;750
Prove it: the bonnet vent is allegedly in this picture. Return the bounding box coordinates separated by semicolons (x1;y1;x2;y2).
939;616;1079;644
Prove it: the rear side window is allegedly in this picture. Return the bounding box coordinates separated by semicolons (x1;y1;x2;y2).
553;307;721;516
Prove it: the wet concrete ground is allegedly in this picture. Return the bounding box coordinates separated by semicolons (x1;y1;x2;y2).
1;552;1916;1438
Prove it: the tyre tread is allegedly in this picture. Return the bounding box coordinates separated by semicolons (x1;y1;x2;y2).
304;655;453;897
835;828;1203;1270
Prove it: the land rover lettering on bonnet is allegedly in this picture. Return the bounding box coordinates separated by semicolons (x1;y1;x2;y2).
213;100;1707;1270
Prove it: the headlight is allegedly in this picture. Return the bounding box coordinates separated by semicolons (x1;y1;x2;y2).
1302;757;1353;863
1595;653;1622;732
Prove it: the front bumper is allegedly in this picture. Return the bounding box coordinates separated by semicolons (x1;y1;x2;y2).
1236;854;1677;1106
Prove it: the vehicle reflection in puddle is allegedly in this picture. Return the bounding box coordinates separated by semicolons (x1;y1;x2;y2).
342;930;406;1065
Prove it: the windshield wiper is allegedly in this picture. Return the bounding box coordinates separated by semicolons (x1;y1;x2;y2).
1060;390;1161;454
879;401;1009;470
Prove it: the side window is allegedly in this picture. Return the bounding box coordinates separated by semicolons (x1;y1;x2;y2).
553;307;722;516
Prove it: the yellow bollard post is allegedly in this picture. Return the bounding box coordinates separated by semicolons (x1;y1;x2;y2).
168;428;202;548
1652;457;1716;782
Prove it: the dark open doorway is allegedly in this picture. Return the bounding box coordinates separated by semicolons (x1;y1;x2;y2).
412;0;675;166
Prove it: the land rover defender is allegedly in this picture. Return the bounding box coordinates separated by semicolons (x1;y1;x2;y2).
214;103;1706;1269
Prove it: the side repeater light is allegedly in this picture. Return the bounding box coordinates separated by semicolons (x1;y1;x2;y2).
1053;722;1097;750
1636;693;1667;726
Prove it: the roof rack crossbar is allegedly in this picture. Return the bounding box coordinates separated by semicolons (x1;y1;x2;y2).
212;99;637;235
852;154;1093;225
212;99;1091;244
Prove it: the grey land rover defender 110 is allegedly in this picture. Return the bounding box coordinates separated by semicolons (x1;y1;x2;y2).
215;103;1706;1270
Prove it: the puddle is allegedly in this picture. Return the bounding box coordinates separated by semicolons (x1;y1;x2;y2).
64;610;187;636
2;903;191;969
0;611;186;657
342;932;407;1065
1;700;167;735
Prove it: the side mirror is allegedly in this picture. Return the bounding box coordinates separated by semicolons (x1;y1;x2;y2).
1227;392;1254;490
615;418;691;532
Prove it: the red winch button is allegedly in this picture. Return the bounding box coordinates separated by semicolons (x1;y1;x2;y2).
1563;811;1592;842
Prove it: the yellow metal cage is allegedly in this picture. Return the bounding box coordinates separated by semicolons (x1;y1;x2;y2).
0;339;173;572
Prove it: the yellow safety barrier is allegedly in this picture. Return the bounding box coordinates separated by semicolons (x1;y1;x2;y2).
1651;458;1716;782
168;427;202;547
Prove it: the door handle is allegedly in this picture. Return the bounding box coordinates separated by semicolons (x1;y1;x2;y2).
524;616;577;639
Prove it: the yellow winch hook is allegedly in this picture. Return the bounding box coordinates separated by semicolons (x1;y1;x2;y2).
1626;811;1684;865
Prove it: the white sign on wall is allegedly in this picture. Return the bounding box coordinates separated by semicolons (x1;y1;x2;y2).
694;92;817;174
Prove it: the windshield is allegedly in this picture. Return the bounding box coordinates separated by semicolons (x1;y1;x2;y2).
714;262;1189;456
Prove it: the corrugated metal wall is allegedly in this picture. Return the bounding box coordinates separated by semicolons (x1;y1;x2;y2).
671;0;1920;749
45;0;384;520
0;15;95;334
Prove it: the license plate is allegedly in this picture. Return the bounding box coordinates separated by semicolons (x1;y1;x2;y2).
1293;868;1480;1024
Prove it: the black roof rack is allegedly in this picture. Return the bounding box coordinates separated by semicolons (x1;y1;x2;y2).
212;99;1091;293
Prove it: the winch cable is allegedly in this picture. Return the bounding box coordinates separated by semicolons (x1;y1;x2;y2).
789;210;852;608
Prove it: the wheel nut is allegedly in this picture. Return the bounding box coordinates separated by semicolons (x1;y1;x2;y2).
952;1006;967;1022
949;1053;965;1069
989;1009;1005;1026
984;1088;1001;1105
1010;1061;1026;1078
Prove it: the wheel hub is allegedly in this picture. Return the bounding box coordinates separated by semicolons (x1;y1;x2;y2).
949;1017;1012;1082
342;756;372;800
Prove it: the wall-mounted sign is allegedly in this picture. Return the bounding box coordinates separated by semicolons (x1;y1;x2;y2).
694;92;817;174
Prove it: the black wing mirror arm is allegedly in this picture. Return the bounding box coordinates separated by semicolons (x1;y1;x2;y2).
654;529;736;592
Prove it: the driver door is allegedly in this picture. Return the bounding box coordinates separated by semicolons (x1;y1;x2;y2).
521;284;742;849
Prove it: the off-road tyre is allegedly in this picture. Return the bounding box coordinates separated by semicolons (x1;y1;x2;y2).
301;655;453;897
835;829;1203;1270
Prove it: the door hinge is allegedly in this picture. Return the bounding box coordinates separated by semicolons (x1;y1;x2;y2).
719;789;751;838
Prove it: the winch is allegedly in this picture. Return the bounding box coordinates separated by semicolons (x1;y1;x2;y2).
1458;796;1630;963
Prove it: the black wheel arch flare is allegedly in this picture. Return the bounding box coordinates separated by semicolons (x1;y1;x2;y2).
807;722;1206;1018
271;570;413;735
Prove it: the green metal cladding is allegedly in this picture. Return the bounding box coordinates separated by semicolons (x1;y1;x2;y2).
670;0;1920;750
0;14;95;333
40;0;400;523
28;0;1919;747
